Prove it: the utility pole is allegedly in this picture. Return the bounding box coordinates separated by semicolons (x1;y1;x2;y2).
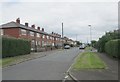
62;23;64;49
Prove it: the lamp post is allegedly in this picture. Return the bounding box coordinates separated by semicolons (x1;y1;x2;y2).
88;25;92;44
88;25;92;51
62;22;64;49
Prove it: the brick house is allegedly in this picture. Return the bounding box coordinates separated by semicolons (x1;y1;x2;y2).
0;18;62;51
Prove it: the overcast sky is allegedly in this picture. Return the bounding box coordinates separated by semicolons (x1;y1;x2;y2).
0;0;118;43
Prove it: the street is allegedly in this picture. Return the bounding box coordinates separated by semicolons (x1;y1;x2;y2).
2;47;81;80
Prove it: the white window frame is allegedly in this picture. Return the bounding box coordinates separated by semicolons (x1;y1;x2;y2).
44;42;47;46
30;31;34;36
38;41;41;45
36;41;38;45
0;29;3;35
50;36;52;39
21;29;26;35
52;37;54;40
43;35;45;38
47;35;49;39
42;41;44;47
36;33;40;37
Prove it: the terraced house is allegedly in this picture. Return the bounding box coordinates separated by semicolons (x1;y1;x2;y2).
0;18;76;52
0;18;63;52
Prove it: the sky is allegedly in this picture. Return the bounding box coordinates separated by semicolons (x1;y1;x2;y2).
0;0;118;43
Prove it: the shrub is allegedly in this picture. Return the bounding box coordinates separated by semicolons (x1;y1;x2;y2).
105;39;120;58
2;36;31;58
97;29;120;53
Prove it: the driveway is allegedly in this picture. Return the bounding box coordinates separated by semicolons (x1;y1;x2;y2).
2;47;81;80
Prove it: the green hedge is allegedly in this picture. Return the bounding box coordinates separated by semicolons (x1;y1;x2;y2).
2;36;31;58
105;39;120;58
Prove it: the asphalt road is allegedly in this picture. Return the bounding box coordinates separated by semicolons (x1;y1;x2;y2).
2;47;81;80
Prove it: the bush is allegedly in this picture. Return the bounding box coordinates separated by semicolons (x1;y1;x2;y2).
2;36;31;58
105;39;120;58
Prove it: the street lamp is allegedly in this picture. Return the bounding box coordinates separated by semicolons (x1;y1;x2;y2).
88;25;92;51
62;22;64;49
88;25;92;44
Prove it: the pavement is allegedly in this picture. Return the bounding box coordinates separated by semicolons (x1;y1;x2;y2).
2;47;81;80
2;49;63;68
70;49;118;80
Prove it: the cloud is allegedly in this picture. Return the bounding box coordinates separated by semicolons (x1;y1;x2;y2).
1;2;118;42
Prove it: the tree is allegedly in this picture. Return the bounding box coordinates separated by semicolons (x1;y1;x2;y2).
76;41;82;46
91;40;97;48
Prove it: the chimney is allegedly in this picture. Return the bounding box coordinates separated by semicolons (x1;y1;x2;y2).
25;23;28;27
42;28;44;31
16;18;20;24
31;24;35;28
37;27;40;30
52;32;54;34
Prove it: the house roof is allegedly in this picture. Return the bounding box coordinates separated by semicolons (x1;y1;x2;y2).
49;33;61;38
0;21;63;38
0;21;48;35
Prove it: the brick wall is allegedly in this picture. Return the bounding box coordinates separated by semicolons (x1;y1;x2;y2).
4;28;19;38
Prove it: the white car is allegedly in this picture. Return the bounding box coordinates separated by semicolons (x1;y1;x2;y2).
64;45;70;49
79;44;85;49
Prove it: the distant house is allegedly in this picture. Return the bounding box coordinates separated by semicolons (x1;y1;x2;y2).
62;36;75;46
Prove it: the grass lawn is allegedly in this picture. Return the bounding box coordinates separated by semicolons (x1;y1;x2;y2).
73;51;106;70
0;54;30;67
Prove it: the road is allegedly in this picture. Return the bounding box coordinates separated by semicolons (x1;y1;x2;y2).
2;47;81;80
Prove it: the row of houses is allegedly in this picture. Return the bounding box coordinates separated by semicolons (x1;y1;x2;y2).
0;18;76;51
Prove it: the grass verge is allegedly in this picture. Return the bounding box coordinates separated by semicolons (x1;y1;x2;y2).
73;52;106;70
0;57;17;67
0;54;32;67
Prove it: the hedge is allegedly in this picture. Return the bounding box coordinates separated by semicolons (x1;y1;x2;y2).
2;36;31;58
105;39;120;58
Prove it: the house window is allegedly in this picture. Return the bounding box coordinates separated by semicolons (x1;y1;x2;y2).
42;41;44;47
31;39;35;50
43;35;45;38
49;36;51;39
44;42;47;46
21;29;26;35
0;29;3;35
58;38;59;41
52;43;54;46
50;36;52;39
38;41;41;45
52;37;54;40
30;31;34;36
36;41;38;45
36;33;40;37
47;35;49;39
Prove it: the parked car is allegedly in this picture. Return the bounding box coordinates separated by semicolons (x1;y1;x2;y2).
79;44;85;49
64;45;70;49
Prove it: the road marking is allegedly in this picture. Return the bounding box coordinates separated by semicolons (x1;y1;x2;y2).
62;50;83;82
65;75;69;79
